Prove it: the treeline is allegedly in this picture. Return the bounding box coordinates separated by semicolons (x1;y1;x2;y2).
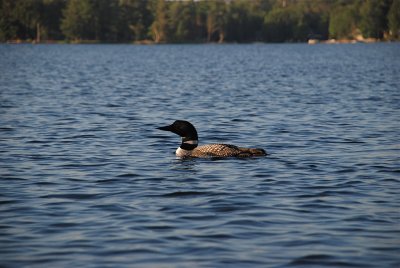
1;0;399;43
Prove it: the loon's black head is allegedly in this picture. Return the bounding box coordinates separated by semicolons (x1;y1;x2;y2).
157;120;198;141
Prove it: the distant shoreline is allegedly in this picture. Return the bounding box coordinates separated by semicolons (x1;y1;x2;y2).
3;39;397;45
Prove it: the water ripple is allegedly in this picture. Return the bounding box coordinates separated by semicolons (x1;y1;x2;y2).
0;43;399;267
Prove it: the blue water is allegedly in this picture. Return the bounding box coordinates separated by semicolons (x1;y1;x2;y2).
0;43;399;267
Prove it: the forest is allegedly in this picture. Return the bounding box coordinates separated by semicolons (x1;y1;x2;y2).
1;0;399;43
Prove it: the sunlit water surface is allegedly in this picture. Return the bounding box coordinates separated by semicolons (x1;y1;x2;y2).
0;43;399;267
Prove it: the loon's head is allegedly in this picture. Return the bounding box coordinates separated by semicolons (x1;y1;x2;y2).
157;120;198;140
157;120;198;151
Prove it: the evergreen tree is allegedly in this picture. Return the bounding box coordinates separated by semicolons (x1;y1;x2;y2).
61;0;95;41
169;1;197;43
388;0;400;39
329;4;359;39
0;0;18;41
264;7;297;42
61;0;119;42
359;0;388;39
226;1;253;42
118;0;152;41
206;1;227;43
150;0;169;43
41;0;67;40
91;0;119;41
10;0;43;41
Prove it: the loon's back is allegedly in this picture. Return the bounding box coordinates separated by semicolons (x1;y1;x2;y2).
192;144;266;158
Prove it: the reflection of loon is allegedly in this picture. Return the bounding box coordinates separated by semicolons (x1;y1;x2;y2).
157;120;267;158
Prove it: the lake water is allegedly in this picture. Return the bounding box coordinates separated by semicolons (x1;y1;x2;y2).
0;43;399;267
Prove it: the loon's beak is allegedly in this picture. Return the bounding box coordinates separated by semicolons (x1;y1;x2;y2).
157;125;173;132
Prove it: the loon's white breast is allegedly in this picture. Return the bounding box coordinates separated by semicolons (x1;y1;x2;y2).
176;147;192;157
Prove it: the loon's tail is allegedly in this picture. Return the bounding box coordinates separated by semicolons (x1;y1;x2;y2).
238;147;267;157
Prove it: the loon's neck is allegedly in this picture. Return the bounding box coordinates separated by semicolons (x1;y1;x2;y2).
176;139;198;157
179;139;198;150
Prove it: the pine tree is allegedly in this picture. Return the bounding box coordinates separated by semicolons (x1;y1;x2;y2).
388;0;400;39
150;0;169;43
61;0;95;41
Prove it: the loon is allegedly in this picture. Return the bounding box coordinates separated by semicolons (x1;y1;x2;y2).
157;120;267;158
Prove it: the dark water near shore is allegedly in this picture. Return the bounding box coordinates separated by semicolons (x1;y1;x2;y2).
0;43;399;267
